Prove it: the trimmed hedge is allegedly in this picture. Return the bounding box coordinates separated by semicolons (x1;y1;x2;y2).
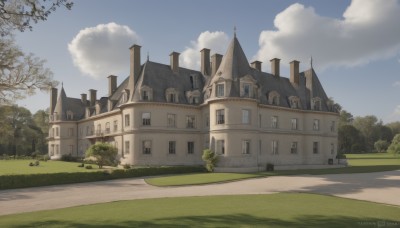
0;166;206;190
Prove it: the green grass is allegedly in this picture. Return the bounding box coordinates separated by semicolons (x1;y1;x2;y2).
0;160;102;175
0;193;399;227
146;173;263;186
146;153;400;187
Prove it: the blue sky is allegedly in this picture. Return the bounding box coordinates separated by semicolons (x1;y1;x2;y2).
15;0;400;123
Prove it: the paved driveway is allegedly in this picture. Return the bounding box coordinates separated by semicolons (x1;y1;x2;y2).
0;170;399;216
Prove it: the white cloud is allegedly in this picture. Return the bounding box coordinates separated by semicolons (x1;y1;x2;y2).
68;22;139;79
180;31;229;70
393;81;400;87
255;0;400;71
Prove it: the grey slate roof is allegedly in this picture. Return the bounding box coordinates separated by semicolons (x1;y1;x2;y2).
53;36;335;121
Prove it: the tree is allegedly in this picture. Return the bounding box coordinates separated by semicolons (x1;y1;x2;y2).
387;134;400;156
85;142;117;168
0;0;73;36
338;110;354;128
374;140;390;153
202;149;218;172
0;36;58;104
353;115;379;152
386;122;400;138
338;125;364;154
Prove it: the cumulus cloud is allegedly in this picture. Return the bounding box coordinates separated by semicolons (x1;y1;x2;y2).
255;0;400;71
393;81;400;87
68;22;139;79
180;31;229;69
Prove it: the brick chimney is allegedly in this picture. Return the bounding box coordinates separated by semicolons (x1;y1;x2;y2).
50;87;58;115
251;61;262;71
89;89;97;106
128;44;141;90
170;52;180;73
107;75;117;96
211;53;223;76
200;48;211;75
270;58;280;77
290;60;300;85
81;93;87;105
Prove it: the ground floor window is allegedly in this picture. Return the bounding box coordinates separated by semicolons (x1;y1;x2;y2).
272;140;278;154
291;142;298;154
313;142;319;154
125;141;130;154
242;140;250;154
142;140;152;154
169;141;176;154
216;140;225;155
188;141;194;154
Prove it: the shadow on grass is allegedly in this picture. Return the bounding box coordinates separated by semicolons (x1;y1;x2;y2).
267;165;400;176
11;214;399;228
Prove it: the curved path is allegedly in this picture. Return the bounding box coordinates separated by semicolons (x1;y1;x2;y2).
0;170;399;216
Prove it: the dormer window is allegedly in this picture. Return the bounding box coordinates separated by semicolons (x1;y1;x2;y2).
140;86;153;101
121;90;128;103
190;75;198;89
243;83;251;98
66;111;74;120
186;90;201;105
268;91;280;105
312;97;322;111
216;83;224;97
166;88;179;103
240;75;257;98
288;96;301;109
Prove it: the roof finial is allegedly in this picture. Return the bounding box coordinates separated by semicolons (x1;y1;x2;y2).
234;25;237;38
147;51;149;61
310;55;313;68
61;81;63;88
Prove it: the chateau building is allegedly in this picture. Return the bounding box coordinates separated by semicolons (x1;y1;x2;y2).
48;34;339;171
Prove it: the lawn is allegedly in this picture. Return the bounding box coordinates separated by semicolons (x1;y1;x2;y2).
0;193;399;227
0;160;102;175
146;153;400;186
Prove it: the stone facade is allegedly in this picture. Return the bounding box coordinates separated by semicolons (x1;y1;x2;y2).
48;35;339;171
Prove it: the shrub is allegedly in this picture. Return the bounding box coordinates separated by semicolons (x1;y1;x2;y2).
29;162;34;166
202;149;218;172
85;165;93;169
85;142;118;168
374;140;390;153
123;164;131;169
34;160;40;166
61;154;79;162
78;163;84;168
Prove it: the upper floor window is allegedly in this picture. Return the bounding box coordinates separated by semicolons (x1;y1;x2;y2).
271;116;278;129
68;128;74;137
166;88;179;103
55;127;59;137
288;96;301;109
216;83;224;97
142;91;149;101
242;109;250;124
125;114;130;127
291;118;298;130
113;120;118;132
140;86;153;101
186;115;196;128
190;75;198;89
105;122;110;133
142;112;151;126
66;110;74;120
97;124;101;135
167;114;176;128
205;114;210;127
216;109;225;124
313;119;320;131
331;143;335;155
331;121;336;132
242;140;250;154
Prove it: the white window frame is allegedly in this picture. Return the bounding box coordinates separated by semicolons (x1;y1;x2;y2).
216;83;224;97
216;140;225;155
124;114;130;127
272;140;278;155
142;112;151;126
167;114;176;128
271;116;278;129
242;140;250;154
291;118;298;130
313;119;320;131
242;109;250;124
142;140;152;154
216;109;225;124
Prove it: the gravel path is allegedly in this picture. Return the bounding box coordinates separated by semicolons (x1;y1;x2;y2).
1;170;399;216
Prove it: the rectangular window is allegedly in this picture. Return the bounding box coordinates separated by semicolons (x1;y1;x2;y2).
291;118;298;130
169;93;175;103
193;96;199;104
313;119;320;131
243;83;251;97
105;122;110;134
97;124;101;135
113;120;118;132
271;116;278;128
69;145;74;154
242;109;250;124
167;114;176;127
186;115;196;128
205;114;210;127
125;114;130;127
91;126;94;135
142;91;149;101
142;140;152;154
168;141;176;154
125;141;130;154
216;83;224;97
187;141;194;154
55;127;59;137
86;126;90;136
242;140;250;154
313;142;319;154
55;145;59;154
331;143;335;155
142;112;151;126
216;109;225;124
331;121;336;132
291;142;298;154
272;140;278;154
216;140;225;155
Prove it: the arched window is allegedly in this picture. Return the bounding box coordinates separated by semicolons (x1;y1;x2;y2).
166;88;179;103
268;91;280;105
288;96;301;109
140;86;153;101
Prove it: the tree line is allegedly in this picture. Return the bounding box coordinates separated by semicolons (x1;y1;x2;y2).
0;105;49;156
338;110;400;154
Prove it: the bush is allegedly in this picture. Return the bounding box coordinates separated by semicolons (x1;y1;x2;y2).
0;166;206;190
29;162;34;166
123;164;131;169
34;160;40;166
85;165;93;169
86;142;118;168
336;154;347;159
61;154;79;162
202;149;218;172
78;163;84;168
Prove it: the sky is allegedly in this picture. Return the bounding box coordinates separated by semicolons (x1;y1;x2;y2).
14;0;400;123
